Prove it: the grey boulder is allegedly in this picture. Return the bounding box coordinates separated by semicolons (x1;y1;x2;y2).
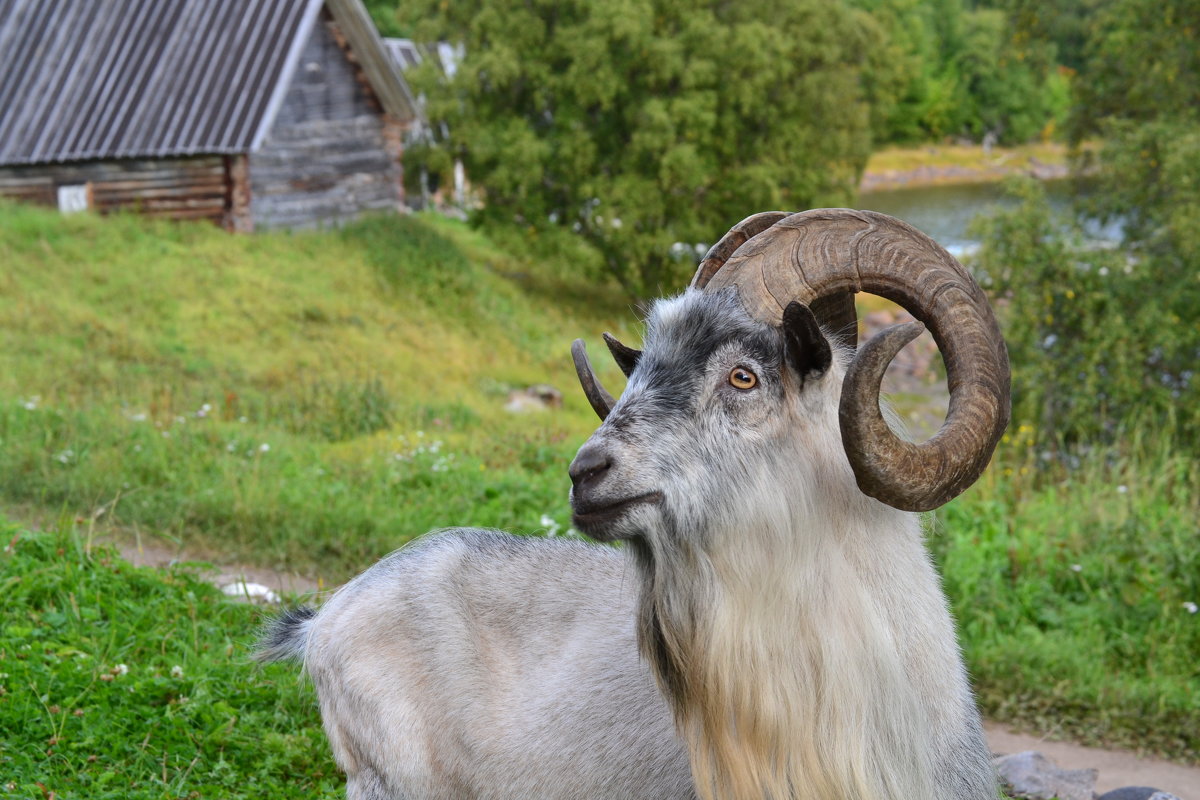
1097;789;1182;800
994;750;1099;800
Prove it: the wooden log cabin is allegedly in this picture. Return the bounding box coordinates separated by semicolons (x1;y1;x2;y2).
0;0;419;231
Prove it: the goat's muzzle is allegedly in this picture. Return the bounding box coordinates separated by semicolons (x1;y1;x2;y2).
569;442;661;539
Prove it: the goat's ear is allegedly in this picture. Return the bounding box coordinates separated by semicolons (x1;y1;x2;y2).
603;333;641;377
782;301;832;381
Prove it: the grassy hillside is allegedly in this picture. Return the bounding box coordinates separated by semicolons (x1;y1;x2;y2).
0;204;636;577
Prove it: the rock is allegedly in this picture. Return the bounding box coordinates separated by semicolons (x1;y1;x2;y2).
1098;789;1182;800
505;384;563;413
994;750;1099;800
220;580;281;605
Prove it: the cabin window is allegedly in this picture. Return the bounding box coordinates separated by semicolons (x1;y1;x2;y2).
57;184;90;214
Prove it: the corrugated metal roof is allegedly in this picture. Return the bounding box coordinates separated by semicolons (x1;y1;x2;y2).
0;0;414;166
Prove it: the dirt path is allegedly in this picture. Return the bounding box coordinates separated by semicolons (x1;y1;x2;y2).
987;723;1200;797
116;538;322;597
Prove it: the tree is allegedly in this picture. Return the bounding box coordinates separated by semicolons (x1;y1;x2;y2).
972;0;1200;451
400;0;876;299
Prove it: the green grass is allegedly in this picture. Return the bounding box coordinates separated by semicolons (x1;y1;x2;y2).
0;521;335;798
937;434;1200;762
0;203;638;579
0;203;1196;777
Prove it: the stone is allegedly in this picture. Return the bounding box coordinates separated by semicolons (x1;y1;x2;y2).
994;750;1099;800
1097;789;1182;800
505;383;563;413
220;580;281;605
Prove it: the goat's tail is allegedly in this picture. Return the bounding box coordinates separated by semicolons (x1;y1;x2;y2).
255;606;316;663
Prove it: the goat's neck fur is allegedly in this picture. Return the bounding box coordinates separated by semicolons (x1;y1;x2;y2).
632;367;958;800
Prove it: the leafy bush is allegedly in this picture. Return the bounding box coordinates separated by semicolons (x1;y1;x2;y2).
969;178;1199;453
937;439;1200;761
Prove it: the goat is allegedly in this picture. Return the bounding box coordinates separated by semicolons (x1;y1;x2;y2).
259;209;1010;800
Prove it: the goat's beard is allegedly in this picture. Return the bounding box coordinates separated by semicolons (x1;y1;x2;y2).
628;511;938;800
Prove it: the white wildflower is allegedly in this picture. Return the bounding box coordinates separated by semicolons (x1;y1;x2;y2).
540;514;561;537
1117;485;1128;494
113;664;128;677
170;665;184;679
258;443;270;453
1183;601;1198;614
1070;564;1082;573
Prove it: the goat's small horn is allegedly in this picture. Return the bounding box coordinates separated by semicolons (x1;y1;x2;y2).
693;208;1010;511
572;339;615;421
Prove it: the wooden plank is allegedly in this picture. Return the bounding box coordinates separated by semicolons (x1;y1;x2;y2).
94;185;227;201
225;154;253;233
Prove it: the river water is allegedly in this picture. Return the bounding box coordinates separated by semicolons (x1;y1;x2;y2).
856;180;1123;258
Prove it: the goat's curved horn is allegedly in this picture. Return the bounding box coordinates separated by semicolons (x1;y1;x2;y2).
693;212;858;349
693;208;1010;512
572;339;615;421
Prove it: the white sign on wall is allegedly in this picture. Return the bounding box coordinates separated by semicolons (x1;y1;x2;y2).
57;184;89;214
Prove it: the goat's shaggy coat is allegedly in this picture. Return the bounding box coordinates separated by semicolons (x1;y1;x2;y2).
261;289;997;800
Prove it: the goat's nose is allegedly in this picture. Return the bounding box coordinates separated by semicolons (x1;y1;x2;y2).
569;442;612;488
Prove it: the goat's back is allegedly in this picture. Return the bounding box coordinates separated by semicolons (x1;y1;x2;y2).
297;528;693;800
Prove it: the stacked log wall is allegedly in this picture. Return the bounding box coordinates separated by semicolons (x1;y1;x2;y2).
0;157;228;223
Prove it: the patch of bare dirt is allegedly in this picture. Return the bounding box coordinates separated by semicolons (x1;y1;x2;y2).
987;723;1200;798
115;537;321;598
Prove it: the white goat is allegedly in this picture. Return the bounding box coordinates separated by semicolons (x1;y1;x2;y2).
260;209;1010;800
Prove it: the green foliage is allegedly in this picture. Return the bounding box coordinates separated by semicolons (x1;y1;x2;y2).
1070;0;1200;139
848;0;1070;144
975;0;1200;453
937;437;1200;761
400;0;876;299
970;178;1200;451
0;523;338;798
1004;0;1106;72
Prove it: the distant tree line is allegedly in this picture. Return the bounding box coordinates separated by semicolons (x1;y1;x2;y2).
851;0;1069;145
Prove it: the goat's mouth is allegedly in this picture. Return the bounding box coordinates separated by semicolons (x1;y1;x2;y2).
571;491;663;539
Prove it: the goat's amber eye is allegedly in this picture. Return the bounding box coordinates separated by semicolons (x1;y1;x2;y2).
729;367;757;390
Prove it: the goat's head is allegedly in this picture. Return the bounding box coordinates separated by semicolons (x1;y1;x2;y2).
569;287;848;545
569;209;1011;542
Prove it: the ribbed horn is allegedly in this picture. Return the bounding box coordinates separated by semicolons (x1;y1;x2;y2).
572;338;615;421
694;208;1010;511
694;212;858;349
